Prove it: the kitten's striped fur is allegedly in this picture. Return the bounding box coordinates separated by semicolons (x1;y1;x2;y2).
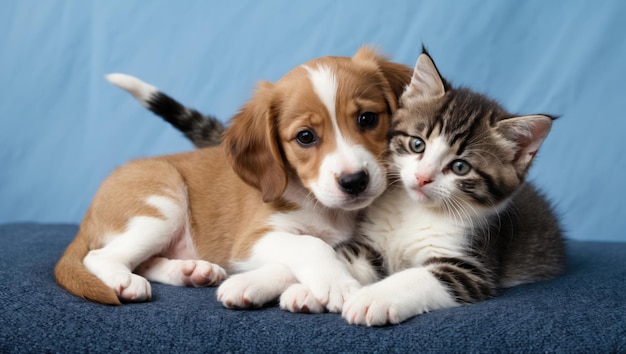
340;48;564;326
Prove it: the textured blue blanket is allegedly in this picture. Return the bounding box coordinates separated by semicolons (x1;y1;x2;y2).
1;223;624;353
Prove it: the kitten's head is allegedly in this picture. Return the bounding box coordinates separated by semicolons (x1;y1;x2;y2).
390;48;554;215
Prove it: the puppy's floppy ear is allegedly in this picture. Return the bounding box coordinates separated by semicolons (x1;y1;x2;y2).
352;46;413;113
223;81;287;202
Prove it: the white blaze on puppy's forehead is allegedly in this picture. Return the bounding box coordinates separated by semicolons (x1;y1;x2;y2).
305;63;358;156
303;64;337;119
303;64;341;133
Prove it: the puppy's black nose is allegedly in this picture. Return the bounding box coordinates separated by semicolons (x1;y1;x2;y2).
338;171;369;195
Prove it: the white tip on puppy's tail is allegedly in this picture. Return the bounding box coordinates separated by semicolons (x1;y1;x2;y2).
106;73;158;109
105;72;226;148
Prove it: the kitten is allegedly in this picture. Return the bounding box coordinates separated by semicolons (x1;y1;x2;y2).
338;49;565;326
109;50;565;326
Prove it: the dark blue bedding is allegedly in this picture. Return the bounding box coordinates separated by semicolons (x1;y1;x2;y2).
1;223;624;353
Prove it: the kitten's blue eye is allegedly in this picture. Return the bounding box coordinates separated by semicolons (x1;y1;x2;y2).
409;137;426;153
295;130;317;147
450;159;471;176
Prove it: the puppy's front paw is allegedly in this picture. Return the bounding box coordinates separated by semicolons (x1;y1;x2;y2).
216;272;280;309
342;286;402;327
279;283;325;313
107;272;152;302
180;260;227;287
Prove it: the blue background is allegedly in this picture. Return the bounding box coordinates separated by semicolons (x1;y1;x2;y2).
1;1;625;241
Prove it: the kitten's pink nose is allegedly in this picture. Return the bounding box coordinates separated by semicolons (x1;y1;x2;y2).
415;174;433;187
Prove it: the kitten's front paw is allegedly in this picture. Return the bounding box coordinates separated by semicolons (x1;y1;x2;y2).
217;273;276;309
279;283;325;313
307;277;361;313
342;286;403;326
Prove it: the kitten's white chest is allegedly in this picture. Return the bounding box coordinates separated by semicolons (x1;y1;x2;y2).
361;187;467;273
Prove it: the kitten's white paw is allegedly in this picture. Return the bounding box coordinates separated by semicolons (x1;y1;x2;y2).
105;272;152;302
179;260;227;287
342;286;404;326
305;275;361;313
343;268;461;326
279;283;325;313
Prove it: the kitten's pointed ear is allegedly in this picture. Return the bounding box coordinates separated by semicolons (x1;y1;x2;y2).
402;50;446;102
496;115;554;177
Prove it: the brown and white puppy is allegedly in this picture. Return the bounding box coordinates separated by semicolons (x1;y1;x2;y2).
55;47;412;311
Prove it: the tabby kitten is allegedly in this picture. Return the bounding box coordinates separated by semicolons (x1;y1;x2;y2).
338;49;565;326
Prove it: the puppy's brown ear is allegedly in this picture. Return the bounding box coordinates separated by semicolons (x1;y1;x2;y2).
352;46;412;112
223;81;287;202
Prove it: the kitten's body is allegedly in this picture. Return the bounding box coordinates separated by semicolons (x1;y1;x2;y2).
341;182;564;324
361;185;469;276
110;50;565;326
341;51;564;326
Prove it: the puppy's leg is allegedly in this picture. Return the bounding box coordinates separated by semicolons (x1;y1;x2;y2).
279;247;381;313
217;263;297;309
83;193;188;302
241;232;361;312
136;257;227;287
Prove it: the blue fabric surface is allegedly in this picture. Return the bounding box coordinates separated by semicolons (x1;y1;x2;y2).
1;223;624;353
1;1;625;241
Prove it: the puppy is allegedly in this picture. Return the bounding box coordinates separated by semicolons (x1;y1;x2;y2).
55;47;411;312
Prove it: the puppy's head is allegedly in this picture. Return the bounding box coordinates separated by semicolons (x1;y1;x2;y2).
224;47;412;210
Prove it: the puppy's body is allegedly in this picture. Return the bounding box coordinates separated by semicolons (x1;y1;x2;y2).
58;148;352;305
55;48;412;310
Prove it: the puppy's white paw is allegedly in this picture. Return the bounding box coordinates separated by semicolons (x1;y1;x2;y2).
179;260;227;287
136;257;227;287
279;283;325;313
106;272;152;302
342;286;402;327
216;273;277;309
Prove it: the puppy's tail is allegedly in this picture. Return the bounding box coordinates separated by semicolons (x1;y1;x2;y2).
106;73;225;148
54;228;121;305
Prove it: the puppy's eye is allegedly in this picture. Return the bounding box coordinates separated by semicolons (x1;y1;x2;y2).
409;137;425;153
357;112;379;130
295;130;317;147
450;159;471;176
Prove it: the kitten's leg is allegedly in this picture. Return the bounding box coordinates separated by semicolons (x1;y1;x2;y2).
343;267;457;326
240;232;361;312
136;257;227;287
343;257;493;326
279;241;381;314
334;239;384;286
217;263;296;309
